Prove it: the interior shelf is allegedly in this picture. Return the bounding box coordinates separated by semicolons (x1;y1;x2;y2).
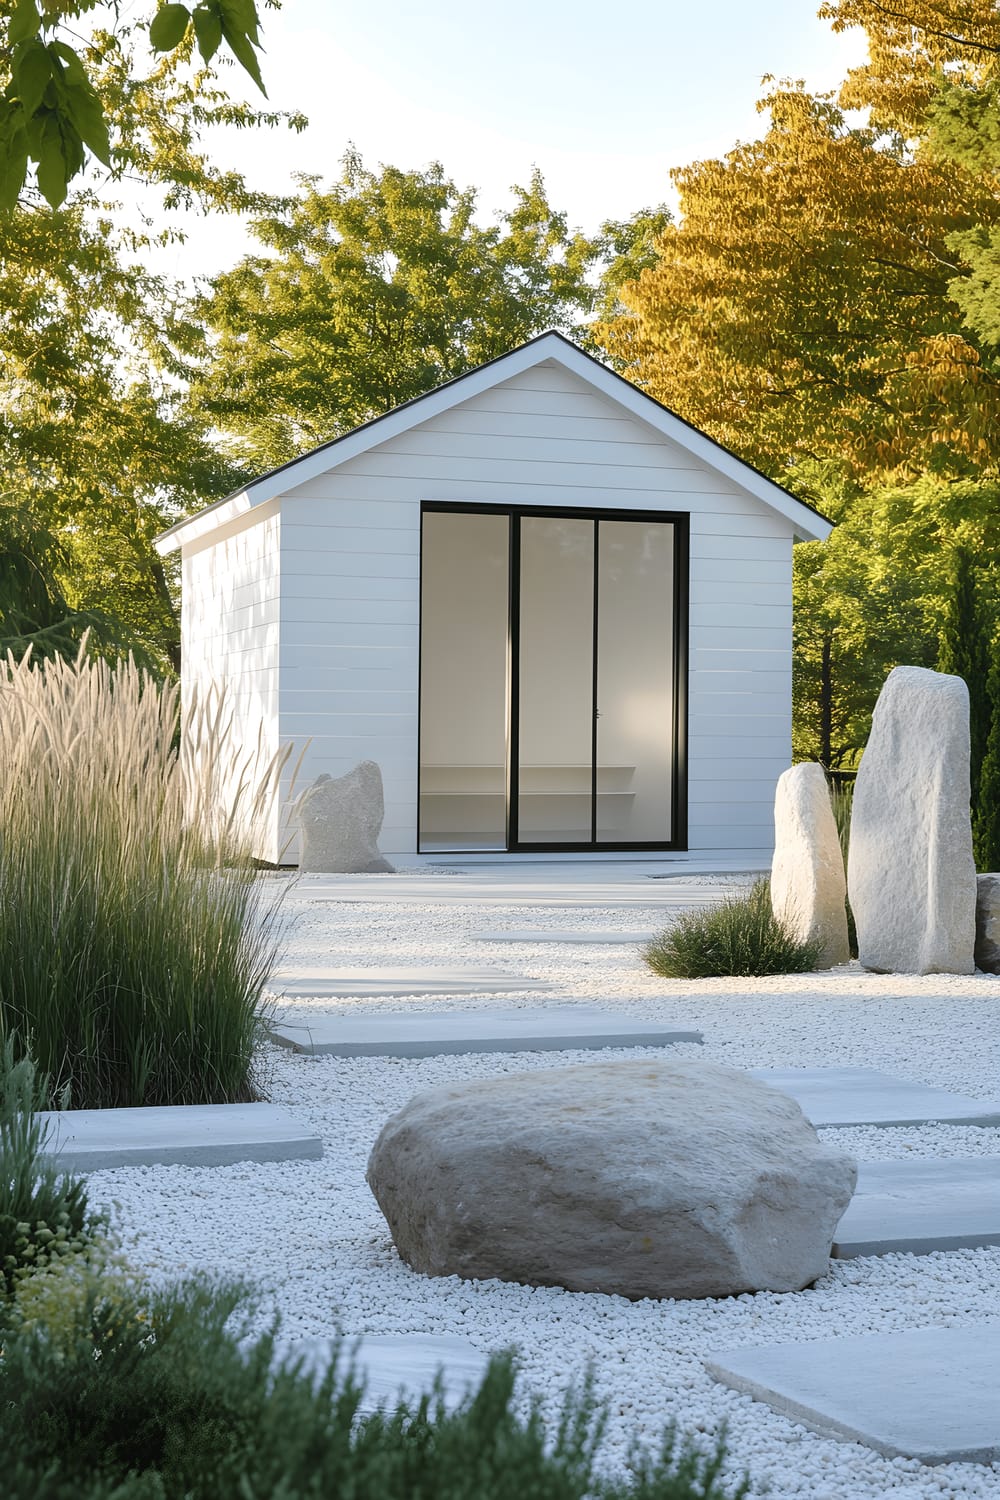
421;764;636;796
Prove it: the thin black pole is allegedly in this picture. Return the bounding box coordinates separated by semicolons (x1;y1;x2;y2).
507;513;520;850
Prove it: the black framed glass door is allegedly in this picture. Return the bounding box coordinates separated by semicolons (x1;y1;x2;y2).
419;504;687;853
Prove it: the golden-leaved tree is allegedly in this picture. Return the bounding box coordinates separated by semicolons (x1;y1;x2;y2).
598;83;1000;482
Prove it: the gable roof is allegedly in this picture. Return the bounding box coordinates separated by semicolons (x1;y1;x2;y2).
155;330;832;554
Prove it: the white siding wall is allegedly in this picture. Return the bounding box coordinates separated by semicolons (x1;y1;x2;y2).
275;359;794;857
181;502;282;861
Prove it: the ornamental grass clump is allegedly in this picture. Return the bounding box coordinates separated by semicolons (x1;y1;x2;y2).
0;646;289;1108
0;1272;750;1500
643;879;822;979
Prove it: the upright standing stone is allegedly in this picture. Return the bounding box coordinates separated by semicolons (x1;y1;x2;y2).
297;761;395;874
847;667;975;974
771;763;849;968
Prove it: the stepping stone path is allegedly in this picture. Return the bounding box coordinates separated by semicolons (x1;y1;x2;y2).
706;1325;1000;1464
833;1157;1000;1258
270;1333;489;1414
473;928;655;944
752;1066;1000;1128
272;966;553;998
270;1006;703;1057
38;1104;323;1171
299;876;737;909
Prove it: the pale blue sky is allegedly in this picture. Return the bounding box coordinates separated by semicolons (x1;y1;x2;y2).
164;0;869;280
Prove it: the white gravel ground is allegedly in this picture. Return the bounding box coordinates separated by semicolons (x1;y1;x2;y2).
89;871;1000;1500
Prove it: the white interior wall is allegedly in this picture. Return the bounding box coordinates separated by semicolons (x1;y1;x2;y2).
418;511;508;847
275;360;796;858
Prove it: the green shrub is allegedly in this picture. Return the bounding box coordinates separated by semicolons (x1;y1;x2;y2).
0;1042;107;1299
0;1272;751;1500
643;879;822;979
0;648;289;1107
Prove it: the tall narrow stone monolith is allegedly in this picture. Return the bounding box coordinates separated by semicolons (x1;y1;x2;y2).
771;763;849;969
847;666;975;974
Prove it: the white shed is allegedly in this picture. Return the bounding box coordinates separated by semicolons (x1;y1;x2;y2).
155;332;831;864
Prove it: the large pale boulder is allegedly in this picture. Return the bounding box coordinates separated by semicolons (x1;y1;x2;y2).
297;761;394;874
975;873;1000;974
771;763;849;968
847;666;976;975
366;1059;857;1301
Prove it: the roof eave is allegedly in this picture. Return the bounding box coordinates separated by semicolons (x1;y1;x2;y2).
153;331;833;552
154;486;253;556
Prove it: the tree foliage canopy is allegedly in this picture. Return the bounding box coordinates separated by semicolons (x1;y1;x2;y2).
0;4;304;670
191;154;609;472
593;0;1000;769
821;0;1000;136
792;470;1000;766
0;0;269;209
598;84;1000;483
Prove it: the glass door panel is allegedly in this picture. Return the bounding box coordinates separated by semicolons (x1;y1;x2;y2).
516;516;594;843
596;520;674;843
419;510;509;851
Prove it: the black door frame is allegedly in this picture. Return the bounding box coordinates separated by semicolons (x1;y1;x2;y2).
418;501;689;854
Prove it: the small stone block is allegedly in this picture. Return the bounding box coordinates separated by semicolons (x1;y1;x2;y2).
751;1066;1000;1128
706;1325;1000;1464
38;1103;323;1171
975;872;1000;973
472;929;655;944
270;1006;703;1057
272;1333;489;1413
833;1157;1000;1258
273;966;553;997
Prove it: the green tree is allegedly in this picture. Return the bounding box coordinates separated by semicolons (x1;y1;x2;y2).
792;472;1000;766
978;650;1000;870
191;154;604;472
0;0;268;209
929;82;1000;367
0;7;303;670
937;546;993;861
589;204;673;329
0;499;103;658
792;477;932;767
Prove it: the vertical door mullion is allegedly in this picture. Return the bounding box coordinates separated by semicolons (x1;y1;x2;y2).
506;512;520;851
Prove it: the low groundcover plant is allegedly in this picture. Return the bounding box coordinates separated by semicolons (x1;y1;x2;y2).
0;1042;109;1298
0;1270;751;1500
643;879;821;980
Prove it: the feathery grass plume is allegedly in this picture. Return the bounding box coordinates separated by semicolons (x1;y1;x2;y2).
643;879;822;979
0;645;292;1108
0;1271;752;1500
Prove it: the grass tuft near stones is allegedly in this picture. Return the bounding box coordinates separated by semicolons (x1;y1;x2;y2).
643;880;822;979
